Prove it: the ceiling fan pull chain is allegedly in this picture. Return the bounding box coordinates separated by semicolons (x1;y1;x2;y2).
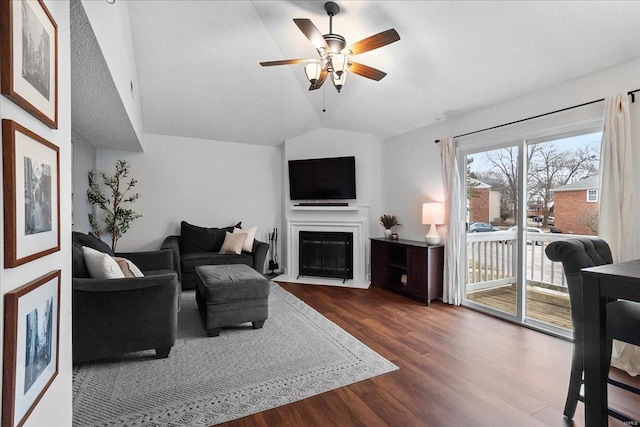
323;85;327;112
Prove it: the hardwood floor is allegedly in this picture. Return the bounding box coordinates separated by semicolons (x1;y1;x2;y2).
219;282;640;427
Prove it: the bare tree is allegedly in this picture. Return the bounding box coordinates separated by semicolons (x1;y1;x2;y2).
482;145;541;221
528;143;598;225
476;142;598;226
466;158;482;205
580;209;599;234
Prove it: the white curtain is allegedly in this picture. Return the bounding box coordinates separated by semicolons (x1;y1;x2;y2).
598;94;637;262
598;93;640;376
441;138;464;305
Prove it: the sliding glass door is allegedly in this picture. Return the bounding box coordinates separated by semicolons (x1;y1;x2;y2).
462;131;602;335
465;144;521;319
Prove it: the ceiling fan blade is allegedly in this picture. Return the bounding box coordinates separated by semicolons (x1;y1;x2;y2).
309;70;329;91
348;62;387;81
260;59;313;67
342;29;400;55
294;18;329;54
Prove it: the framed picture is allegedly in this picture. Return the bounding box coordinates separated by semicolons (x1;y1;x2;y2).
2;120;60;268
0;0;58;128
2;270;60;427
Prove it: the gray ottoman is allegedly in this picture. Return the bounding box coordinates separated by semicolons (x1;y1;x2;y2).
195;264;270;337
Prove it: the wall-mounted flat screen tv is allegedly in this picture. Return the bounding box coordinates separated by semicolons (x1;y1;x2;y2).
288;156;356;200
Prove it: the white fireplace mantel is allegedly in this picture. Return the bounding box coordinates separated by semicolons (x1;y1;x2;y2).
276;216;370;289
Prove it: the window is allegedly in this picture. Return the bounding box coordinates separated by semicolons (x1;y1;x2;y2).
587;189;598;202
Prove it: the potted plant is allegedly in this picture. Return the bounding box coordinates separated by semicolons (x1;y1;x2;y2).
87;160;142;251
379;214;401;239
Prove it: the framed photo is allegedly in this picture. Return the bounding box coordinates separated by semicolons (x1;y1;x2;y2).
2;270;60;427
0;0;58;128
2;120;60;268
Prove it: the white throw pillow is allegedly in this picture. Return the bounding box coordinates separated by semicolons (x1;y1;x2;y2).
220;232;247;255
233;226;257;252
113;257;145;278
82;246;125;279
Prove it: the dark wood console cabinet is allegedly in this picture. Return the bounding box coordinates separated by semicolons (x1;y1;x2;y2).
370;238;444;305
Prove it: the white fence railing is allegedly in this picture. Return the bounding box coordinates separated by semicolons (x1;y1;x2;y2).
466;231;596;293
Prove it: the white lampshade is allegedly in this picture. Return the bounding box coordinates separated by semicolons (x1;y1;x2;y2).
422;202;445;225
304;63;322;84
332;71;346;93
330;54;348;77
422;202;445;245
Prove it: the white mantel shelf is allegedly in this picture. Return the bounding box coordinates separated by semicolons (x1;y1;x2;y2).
290;205;360;211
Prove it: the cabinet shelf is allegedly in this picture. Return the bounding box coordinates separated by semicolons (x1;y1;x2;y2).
388;262;407;270
370;238;444;306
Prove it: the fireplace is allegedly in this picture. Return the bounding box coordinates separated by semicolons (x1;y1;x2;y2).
299;231;353;282
284;216;369;289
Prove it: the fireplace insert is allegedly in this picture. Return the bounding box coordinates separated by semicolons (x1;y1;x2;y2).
298;231;353;282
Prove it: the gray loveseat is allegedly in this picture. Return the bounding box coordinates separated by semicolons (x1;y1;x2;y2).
161;221;269;290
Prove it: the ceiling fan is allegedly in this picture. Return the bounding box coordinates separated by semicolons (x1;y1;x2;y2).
260;1;400;93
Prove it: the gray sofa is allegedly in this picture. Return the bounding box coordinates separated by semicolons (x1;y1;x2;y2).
161;221;269;290
72;231;180;363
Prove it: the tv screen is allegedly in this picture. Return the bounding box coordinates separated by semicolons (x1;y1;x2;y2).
288;156;356;200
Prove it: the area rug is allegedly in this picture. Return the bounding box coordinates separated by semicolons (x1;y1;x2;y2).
72;282;398;426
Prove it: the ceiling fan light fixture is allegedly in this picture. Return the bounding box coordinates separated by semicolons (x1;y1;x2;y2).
259;2;400;95
330;53;348;77
304;62;322;84
332;71;346;93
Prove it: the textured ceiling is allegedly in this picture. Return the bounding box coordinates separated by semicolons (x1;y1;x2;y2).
91;1;640;148
71;0;141;151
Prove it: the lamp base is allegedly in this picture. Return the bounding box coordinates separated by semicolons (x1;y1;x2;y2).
425;226;441;246
425;235;441;245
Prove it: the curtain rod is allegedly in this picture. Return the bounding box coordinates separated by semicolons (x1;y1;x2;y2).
435;88;640;143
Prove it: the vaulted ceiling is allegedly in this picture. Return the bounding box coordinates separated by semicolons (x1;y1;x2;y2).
74;1;640;149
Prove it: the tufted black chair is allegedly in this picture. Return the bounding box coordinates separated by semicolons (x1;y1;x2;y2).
546;238;640;421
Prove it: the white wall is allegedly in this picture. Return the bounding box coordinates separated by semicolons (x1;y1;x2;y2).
95;133;282;253
0;1;73;425
283;128;381;273
79;0;143;144
380;119;451;241
381;58;640;242
72;131;96;232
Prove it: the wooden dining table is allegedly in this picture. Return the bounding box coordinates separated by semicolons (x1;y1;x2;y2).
582;259;640;426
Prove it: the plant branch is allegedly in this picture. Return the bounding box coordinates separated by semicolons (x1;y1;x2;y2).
86;160;142;251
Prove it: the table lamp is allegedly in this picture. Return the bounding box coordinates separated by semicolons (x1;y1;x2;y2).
422;202;445;245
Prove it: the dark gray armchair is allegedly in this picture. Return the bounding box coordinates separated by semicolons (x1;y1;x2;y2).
545;238;640;421
72;232;180;363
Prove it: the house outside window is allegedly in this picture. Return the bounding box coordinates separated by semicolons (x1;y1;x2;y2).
550;176;599;236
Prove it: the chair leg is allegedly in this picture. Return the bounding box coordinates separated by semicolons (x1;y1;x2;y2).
207;327;221;337
603;338;640;423
252;320;265;329
606;338;613;366
155;347;172;359
564;345;583;419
